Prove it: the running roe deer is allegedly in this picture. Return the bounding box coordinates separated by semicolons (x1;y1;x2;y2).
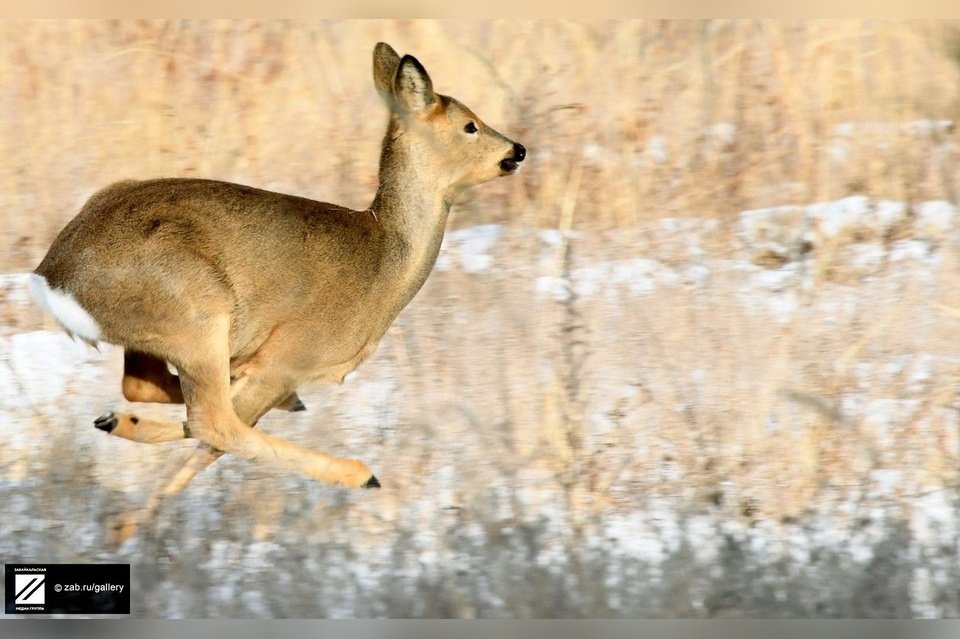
28;42;525;537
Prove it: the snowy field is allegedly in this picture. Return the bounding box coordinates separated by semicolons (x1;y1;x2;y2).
2;196;960;617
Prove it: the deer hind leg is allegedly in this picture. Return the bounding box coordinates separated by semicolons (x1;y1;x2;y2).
105;372;254;542
121;349;306;412
122;350;184;404
95;389;299;444
107;443;225;544
98;376;312;446
94;411;187;443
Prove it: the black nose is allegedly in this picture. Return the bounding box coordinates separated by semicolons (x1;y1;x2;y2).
513;143;526;162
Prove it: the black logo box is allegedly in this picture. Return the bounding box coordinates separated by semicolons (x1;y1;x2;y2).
5;564;130;615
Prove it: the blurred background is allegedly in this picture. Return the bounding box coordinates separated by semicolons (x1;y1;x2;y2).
2;19;960;617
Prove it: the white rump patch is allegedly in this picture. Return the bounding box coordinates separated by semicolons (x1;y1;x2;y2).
28;273;102;343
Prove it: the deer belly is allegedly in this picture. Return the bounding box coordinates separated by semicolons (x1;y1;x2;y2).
310;339;381;384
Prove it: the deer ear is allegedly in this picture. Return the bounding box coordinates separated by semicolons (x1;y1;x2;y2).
372;42;401;103
393;54;436;113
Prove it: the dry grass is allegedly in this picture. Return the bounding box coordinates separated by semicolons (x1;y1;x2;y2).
4;18;960;518
1;20;959;269
3;21;960;616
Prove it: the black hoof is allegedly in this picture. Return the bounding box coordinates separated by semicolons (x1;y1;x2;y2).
289;398;307;412
362;475;381;489
94;412;118;433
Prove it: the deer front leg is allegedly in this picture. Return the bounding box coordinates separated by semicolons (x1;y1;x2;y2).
176;363;378;489
103;366;378;542
97;368;378;488
276;392;306;412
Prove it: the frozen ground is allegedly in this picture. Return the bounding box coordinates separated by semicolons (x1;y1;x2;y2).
2;196;960;617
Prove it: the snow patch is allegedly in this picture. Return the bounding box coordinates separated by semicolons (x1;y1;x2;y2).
437;224;502;273
833;119;954;137
0;330;101;409
536;258;680;301
914;201;956;236
806;196;871;238
889;240;935;263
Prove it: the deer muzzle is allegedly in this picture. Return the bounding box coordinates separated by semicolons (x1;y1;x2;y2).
499;142;526;174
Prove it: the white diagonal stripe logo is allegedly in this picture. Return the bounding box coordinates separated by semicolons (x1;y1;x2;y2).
14;574;45;604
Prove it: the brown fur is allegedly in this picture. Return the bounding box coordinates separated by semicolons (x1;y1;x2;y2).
32;42;524;540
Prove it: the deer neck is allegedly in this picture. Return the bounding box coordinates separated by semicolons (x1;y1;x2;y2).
369;127;455;290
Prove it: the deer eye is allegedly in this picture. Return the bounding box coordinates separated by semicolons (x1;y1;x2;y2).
463;121;478;134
